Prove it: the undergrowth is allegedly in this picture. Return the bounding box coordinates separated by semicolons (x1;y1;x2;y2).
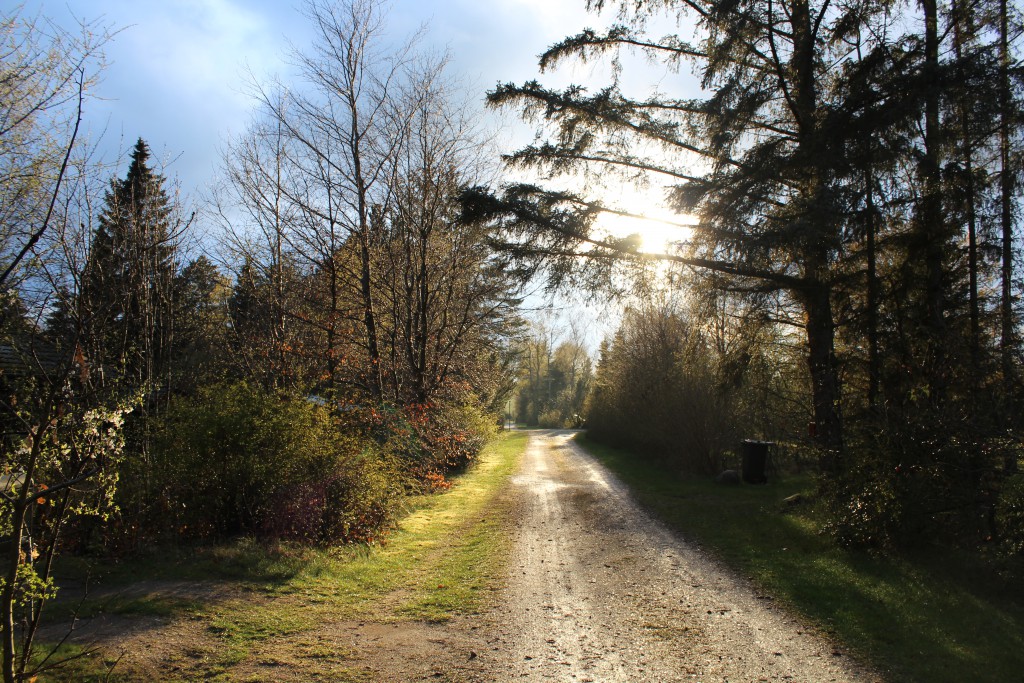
42;430;527;681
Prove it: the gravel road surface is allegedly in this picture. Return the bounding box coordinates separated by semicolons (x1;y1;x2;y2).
462;429;878;682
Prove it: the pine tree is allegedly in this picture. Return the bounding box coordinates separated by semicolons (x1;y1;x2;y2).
172;256;229;392
81;138;178;388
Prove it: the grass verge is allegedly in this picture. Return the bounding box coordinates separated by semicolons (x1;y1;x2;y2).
575;433;1024;683
41;430;528;681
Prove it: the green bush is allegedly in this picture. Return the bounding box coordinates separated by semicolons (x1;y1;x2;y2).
537;409;563;429
823;411;1008;550
148;382;401;544
996;474;1024;555
822;453;904;549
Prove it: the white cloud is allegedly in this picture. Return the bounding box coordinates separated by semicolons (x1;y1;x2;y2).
27;0;301;185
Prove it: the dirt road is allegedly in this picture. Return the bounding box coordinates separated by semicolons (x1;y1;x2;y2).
451;429;877;682
65;429;881;681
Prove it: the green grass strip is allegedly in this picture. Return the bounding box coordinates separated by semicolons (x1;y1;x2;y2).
44;430;528;681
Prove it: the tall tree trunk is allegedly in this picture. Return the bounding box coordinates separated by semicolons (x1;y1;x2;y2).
921;0;947;401
998;0;1018;475
953;0;981;384
805;283;844;464
360;224;383;398
273;117;287;389
865;161;880;408
789;0;843;460
999;0;1016;391
353;125;383;398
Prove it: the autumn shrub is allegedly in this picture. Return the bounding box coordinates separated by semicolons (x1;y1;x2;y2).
392;401;497;488
426;401;497;467
329;398;497;491
261;454;401;544
147;382;402;544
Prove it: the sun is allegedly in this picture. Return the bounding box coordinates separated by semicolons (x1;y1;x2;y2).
596;211;696;253
592;185;697;254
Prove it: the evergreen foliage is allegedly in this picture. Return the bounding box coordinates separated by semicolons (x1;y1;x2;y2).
80;138;179;388
467;0;1024;549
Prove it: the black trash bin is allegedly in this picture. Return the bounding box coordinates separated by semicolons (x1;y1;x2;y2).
741;440;771;484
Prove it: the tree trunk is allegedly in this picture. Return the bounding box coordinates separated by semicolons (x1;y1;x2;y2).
953;0;981;384
360;230;383;398
865;159;880;407
789;0;842;462
921;0;947;402
1;496;26;683
1;415;50;683
999;0;1016;391
273;117;287;389
804;283;843;468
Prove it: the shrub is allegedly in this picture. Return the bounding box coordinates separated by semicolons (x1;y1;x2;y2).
262;448;401;544
427;401;498;470
823;410;1008;550
821;452;904;550
147;382;401;544
585;306;736;474
996;474;1024;555
341;400;497;490
537;409;563;429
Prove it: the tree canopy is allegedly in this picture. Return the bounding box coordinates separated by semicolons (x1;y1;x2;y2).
465;0;1024;548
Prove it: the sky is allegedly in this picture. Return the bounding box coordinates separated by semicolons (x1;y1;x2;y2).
19;0;701;342
20;0;615;199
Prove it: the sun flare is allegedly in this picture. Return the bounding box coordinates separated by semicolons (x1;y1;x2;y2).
598;206;700;254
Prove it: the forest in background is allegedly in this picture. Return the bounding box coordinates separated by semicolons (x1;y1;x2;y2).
2;0;1024;679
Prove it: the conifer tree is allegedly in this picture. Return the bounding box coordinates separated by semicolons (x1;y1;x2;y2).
81;138;178;388
464;0;902;460
464;0;1023;471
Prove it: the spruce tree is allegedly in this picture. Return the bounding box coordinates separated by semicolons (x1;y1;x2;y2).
465;0;1022;470
465;0;899;460
82;138;177;388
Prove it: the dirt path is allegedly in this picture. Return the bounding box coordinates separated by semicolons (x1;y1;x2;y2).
64;430;882;681
448;429;879;682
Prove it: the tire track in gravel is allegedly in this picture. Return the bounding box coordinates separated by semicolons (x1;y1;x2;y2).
469;429;881;682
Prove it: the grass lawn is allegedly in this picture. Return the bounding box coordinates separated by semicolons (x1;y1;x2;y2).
40;430;528;681
575;433;1024;683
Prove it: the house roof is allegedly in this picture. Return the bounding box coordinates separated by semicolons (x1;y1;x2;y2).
0;338;64;376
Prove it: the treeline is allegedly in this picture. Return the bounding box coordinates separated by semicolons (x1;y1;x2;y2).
4;0;519;544
512;317;593;428
469;0;1024;553
0;3;520;677
586;296;802;475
